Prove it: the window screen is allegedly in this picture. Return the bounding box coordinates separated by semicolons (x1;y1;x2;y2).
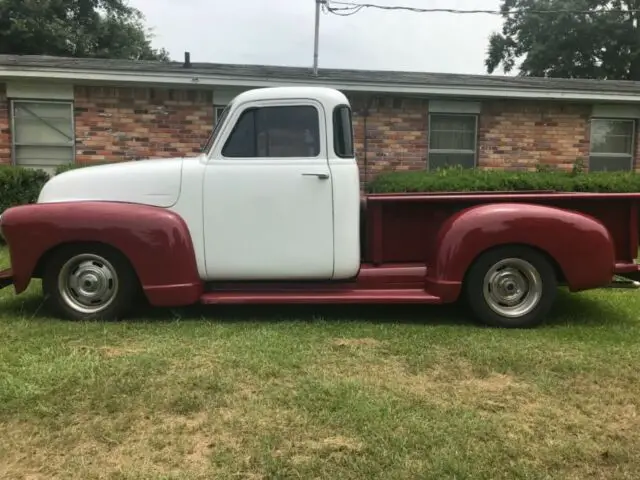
589;118;635;172
428;114;477;170
12;101;74;174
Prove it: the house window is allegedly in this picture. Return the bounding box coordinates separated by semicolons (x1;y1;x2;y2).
214;105;227;126
428;114;477;170
589;118;635;171
11;100;74;174
222;105;320;158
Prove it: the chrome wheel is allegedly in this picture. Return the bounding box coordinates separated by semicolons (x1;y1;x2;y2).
482;257;543;318
57;253;119;314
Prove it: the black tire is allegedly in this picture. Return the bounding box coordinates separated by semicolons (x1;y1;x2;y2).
42;244;139;321
463;245;558;328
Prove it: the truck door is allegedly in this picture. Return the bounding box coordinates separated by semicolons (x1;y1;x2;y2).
202;100;335;280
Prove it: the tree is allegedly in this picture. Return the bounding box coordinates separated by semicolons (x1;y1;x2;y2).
485;0;640;80
0;0;169;60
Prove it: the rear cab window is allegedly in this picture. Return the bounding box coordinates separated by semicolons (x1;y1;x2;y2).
333;105;354;158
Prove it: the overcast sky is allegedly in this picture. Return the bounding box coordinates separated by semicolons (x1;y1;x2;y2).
129;0;505;75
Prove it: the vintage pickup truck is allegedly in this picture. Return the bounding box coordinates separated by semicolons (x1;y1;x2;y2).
0;86;639;328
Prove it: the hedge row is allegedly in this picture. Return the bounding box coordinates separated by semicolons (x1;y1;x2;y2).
366;166;640;194
54;163;97;175
0;163;94;214
0;166;50;213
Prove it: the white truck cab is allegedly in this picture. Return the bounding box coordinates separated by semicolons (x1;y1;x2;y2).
195;87;361;281
38;86;362;282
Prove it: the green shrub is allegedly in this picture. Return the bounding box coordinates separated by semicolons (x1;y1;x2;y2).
366;165;640;194
0;166;50;213
54;162;99;175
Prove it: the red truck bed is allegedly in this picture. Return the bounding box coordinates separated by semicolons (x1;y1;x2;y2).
362;191;640;273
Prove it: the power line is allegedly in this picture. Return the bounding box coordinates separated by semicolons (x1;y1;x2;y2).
324;4;365;16
322;1;364;16
325;0;640;16
312;0;640;72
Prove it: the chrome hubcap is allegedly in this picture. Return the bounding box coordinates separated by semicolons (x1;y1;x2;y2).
58;254;119;314
483;258;542;318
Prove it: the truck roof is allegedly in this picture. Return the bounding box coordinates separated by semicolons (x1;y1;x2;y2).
232;86;350;108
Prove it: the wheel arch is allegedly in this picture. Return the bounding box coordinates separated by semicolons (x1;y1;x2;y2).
430;202;615;294
2;201;203;307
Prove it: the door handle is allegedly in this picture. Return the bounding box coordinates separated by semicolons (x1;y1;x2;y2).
302;173;329;180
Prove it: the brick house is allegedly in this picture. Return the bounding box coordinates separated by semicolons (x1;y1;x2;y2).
2;54;640;183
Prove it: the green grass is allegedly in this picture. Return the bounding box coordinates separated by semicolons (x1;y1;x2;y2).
2;248;640;479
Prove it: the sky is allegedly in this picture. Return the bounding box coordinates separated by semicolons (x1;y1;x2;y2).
128;0;505;75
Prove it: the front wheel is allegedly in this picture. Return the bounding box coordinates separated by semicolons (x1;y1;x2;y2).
463;246;558;328
42;244;139;321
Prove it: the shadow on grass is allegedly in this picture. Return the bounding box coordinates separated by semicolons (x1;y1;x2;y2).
544;289;635;327
1;287;632;329
146;302;475;326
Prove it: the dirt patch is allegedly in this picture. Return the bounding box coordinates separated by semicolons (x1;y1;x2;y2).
460;373;520;392
0;412;225;479
186;435;213;464
270;434;364;467
360;356;510;390
69;344;144;358
305;435;363;452
98;346;144;358
317;354;533;410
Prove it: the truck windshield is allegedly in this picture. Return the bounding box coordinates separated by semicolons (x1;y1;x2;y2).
202;103;233;154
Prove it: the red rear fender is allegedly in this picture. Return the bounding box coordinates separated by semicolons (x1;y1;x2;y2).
1;201;202;306
428;202;615;299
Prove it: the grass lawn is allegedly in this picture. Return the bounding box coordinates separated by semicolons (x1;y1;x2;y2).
2;248;640;479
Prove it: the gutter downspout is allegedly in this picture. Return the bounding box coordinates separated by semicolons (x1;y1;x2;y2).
360;96;374;191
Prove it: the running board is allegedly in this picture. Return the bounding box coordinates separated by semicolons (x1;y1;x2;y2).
200;288;443;305
605;276;640;289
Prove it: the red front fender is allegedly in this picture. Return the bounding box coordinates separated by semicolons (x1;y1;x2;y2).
425;202;615;301
1;201;203;306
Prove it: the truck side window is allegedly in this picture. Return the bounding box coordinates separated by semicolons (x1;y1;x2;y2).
333;105;354;158
222;105;320;158
222;108;257;157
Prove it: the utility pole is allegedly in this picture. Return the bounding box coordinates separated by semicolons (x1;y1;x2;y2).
313;0;325;75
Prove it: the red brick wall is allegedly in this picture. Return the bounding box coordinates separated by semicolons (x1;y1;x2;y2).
478;100;591;171
0;84;10;165
348;95;596;184
74;86;213;163
350;95;428;184
0;84;626;176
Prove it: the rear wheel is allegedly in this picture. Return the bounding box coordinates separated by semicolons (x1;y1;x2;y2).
42;244;138;321
463;246;558;328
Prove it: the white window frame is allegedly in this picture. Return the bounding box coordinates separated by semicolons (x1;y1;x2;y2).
589;117;636;172
216;101;325;160
427;113;478;171
10;99;76;169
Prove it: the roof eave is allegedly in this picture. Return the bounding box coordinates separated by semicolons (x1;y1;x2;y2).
1;65;640;103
